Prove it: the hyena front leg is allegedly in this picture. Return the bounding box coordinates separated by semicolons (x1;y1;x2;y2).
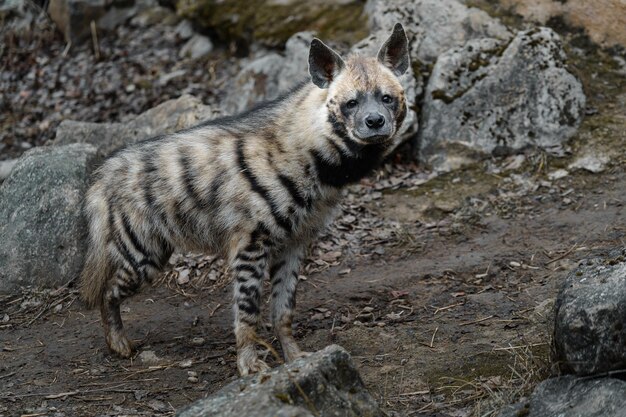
269;245;310;362
232;229;272;375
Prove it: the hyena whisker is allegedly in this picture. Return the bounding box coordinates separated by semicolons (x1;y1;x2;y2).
80;23;410;375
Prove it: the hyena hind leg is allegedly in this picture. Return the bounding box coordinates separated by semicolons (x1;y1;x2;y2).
270;246;310;363
100;261;164;358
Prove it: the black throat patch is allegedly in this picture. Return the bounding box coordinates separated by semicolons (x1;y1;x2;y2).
310;112;388;188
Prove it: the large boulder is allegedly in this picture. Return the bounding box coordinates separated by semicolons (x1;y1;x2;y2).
175;0;368;48
553;249;626;376
497;376;626;417
176;345;384;417
222;32;314;115
495;0;626;49
419;27;586;171
54;94;215;156
0;144;98;293
365;0;512;64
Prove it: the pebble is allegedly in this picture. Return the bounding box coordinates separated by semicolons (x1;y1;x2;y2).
191;337;205;346
138;350;162;365
179;359;193;368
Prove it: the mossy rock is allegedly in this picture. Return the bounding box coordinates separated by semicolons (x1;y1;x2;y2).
175;0;368;47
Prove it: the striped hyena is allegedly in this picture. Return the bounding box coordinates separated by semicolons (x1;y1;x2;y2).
80;23;410;375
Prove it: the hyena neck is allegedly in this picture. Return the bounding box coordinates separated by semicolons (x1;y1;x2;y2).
282;85;388;189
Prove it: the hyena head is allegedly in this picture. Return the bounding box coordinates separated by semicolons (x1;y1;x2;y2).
309;23;410;146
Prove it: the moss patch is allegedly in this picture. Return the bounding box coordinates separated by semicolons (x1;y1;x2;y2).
176;0;368;48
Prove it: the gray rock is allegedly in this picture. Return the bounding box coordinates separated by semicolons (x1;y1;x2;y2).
222;32;314;115
47;0;108;43
130;5;178;27
554;250;626;375
419;28;586;171
365;0;512;64
179;34;214;59
174;19;194;40
568;154;610;173
54;94;215;157
176;345;384;417
497;375;626;417
0;144;98;293
97;5;137;31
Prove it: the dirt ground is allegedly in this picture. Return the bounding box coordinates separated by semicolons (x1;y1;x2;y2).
1;162;624;417
2;12;626;417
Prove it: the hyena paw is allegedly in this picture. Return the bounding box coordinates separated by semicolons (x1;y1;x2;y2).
237;355;270;376
106;331;133;358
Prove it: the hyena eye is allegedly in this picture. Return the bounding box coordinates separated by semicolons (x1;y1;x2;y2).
382;95;393;104
346;99;358;109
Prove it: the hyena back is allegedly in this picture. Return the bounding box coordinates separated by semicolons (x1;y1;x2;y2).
80;23;410;375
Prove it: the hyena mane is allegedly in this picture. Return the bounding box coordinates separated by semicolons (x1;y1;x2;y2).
80;23;410;375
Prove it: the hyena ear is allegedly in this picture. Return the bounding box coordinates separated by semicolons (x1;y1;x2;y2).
377;23;410;76
308;38;346;89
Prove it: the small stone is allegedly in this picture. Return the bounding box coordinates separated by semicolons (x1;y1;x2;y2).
188;376;199;383
176;269;191;285
187;371;198;377
147;399;168;412
138;350;162;366
568;154;610;173
548;169;569;181
179;35;213;59
158;69;187;87
175;19;194;40
179;359;193;368
190;337;205;346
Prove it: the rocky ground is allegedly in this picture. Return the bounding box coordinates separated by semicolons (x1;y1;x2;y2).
1;1;626;417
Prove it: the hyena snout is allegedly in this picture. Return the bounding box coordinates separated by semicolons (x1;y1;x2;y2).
364;112;385;129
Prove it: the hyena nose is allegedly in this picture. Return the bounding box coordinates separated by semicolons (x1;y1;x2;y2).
365;113;385;129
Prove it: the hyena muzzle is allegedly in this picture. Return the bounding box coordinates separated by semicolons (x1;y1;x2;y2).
80;23;410;375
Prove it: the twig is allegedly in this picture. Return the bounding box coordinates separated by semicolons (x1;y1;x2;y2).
460;315;495;326
432;302;464;315
26;304;49;326
90;20;100;60
430;326;439;348
545;243;578;265
492;342;548;351
44;391;79;399
397;389;430;397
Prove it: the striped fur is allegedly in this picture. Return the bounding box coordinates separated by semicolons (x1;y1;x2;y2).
80;23;410;375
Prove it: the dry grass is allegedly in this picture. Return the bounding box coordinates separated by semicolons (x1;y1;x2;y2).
379;340;552;417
